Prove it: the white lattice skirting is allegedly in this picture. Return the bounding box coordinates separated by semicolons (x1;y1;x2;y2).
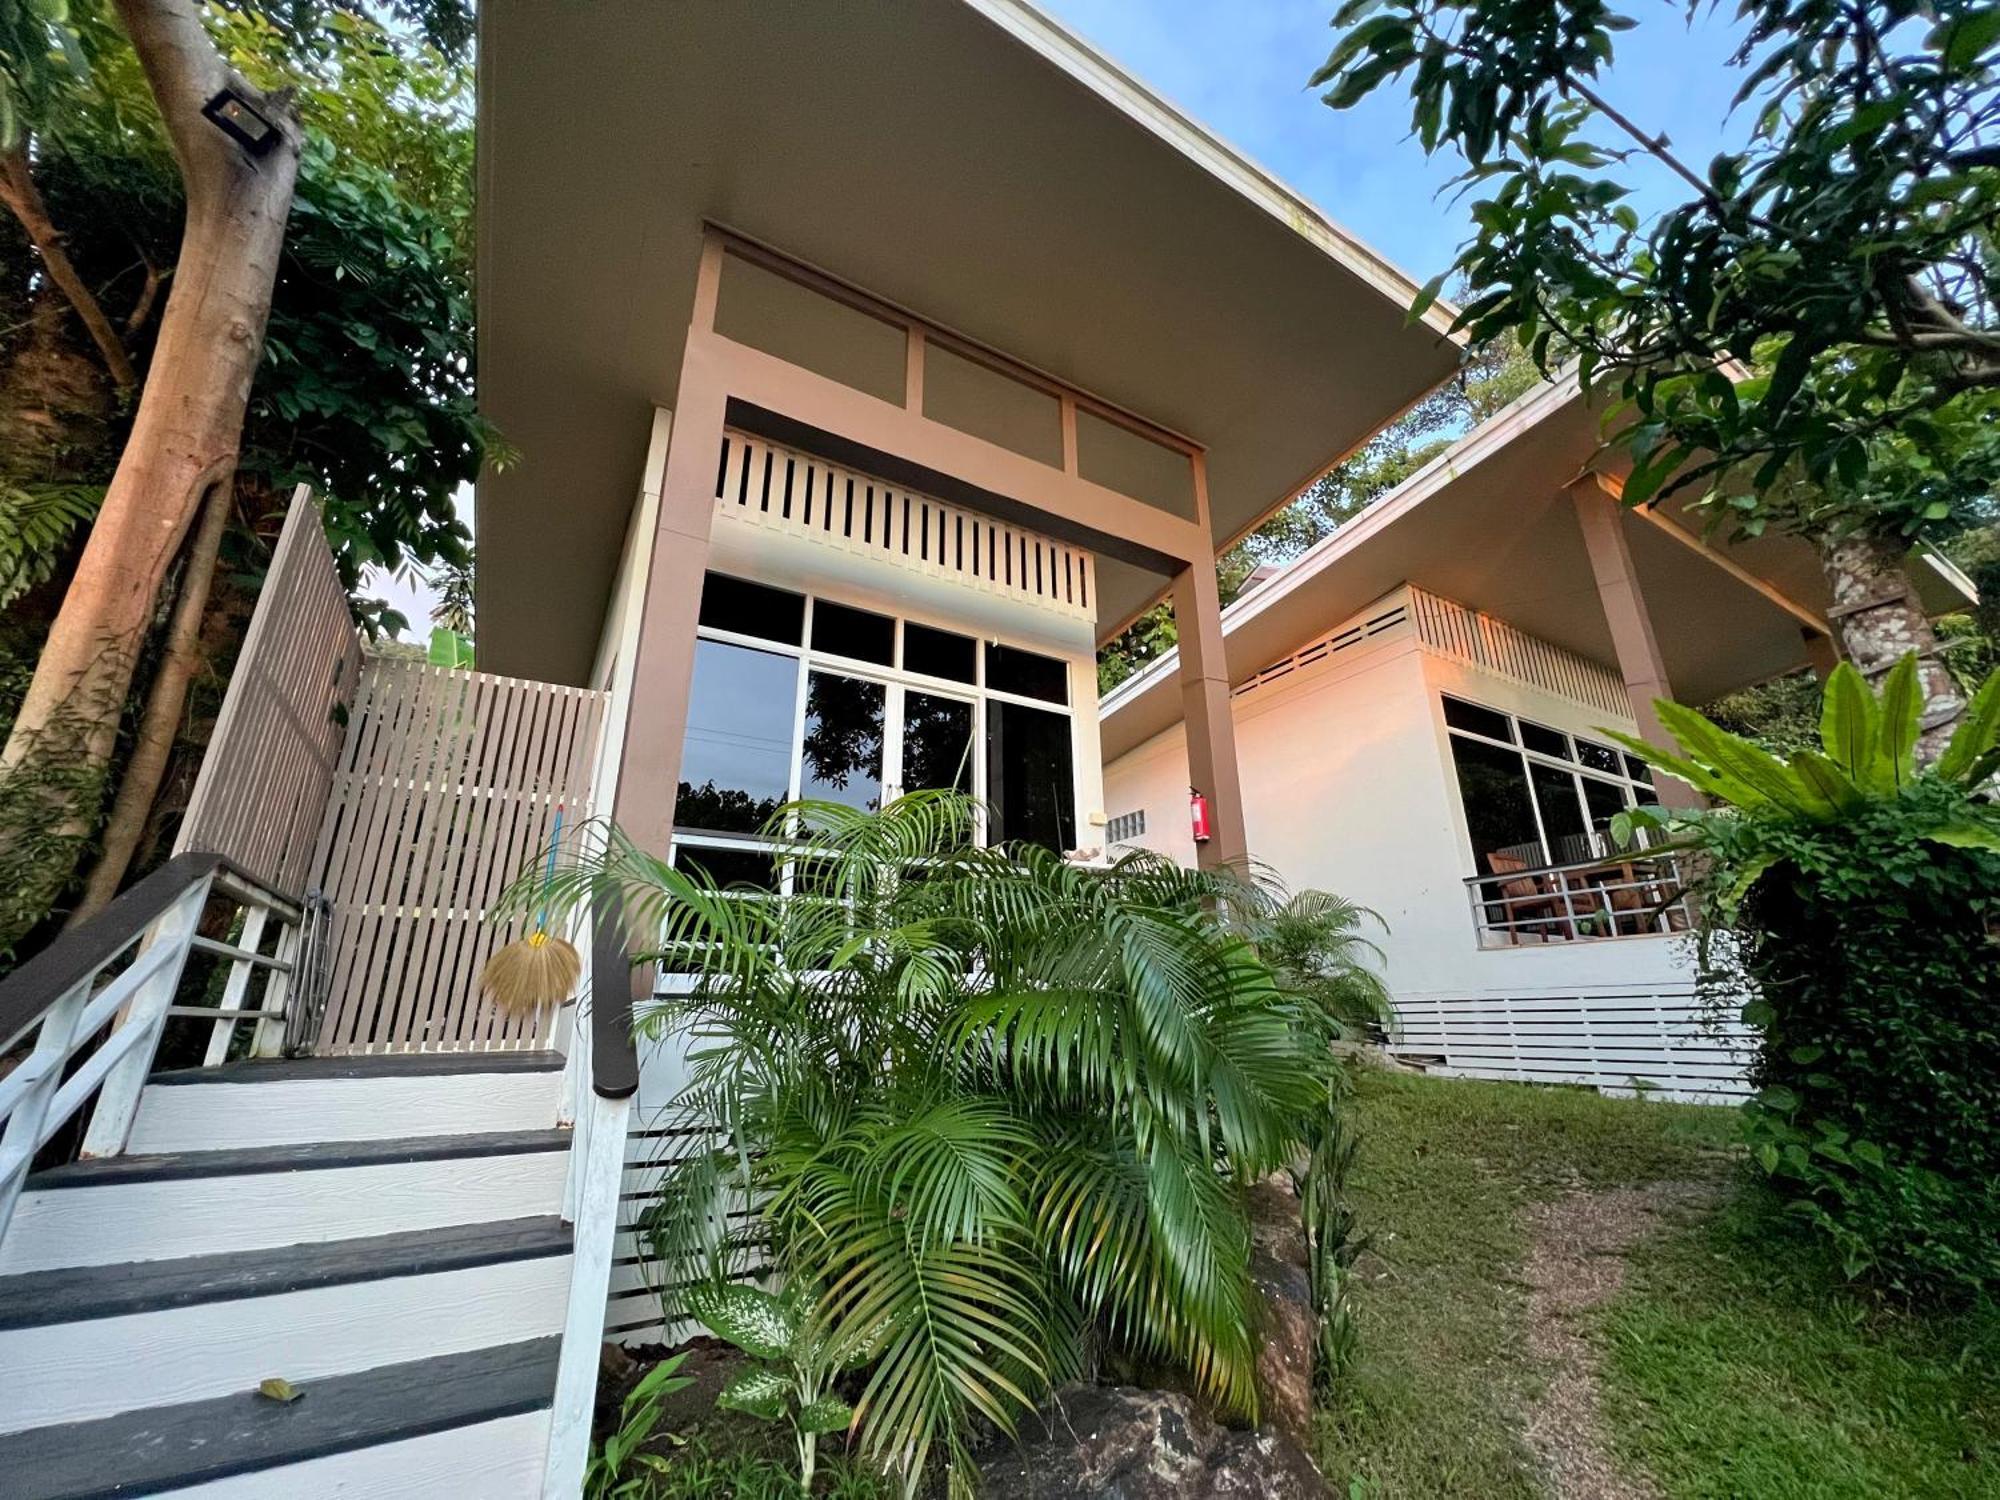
1387;985;1754;1103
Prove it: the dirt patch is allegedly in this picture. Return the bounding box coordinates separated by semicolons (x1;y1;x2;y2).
1518;1181;1719;1500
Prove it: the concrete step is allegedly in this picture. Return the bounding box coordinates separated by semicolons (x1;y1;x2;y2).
0;1336;561;1499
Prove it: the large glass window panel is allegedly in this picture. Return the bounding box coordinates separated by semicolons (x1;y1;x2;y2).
698;573;804;644
985;643;1068;705
986;701;1074;850
1448;734;1542;871
811;600;895;665
677;639;799;834
902;691;975;795
801;671;885;812
1530;762;1589;864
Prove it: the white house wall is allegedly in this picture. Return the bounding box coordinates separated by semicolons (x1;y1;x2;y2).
1101;591;1699;1007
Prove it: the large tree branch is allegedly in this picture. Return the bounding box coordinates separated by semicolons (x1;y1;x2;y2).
0;140;139;389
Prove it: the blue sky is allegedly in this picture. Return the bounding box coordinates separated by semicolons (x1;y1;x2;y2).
1038;0;1753;283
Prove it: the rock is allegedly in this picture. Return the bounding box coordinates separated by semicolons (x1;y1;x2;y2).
1243;1173;1316;1443
978;1385;1325;1499
1249;1247;1316;1442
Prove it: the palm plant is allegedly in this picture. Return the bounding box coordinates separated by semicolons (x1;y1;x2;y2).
536;792;1344;1497
1217;879;1391;1042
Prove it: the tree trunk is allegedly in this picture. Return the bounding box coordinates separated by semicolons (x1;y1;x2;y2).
67;473;234;926
1820;533;1966;760
0;0;299;948
0;140;138;390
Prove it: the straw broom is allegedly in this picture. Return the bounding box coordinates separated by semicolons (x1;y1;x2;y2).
480;804;581;1015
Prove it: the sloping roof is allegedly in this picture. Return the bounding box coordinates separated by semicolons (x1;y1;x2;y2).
1099;373;1977;760
474;0;1462;681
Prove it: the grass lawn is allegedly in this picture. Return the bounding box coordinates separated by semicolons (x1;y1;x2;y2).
1316;1068;2000;1498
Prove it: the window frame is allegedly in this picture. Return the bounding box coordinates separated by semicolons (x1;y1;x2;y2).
1440;694;1657;872
674;576;1083;898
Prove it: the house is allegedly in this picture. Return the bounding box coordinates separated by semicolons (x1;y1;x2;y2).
0;4;1464;1496
1100;372;1976;1101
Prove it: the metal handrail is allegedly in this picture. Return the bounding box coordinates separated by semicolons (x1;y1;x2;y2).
1466;848;1691;946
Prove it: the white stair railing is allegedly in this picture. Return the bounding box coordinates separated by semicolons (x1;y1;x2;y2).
0;854;310;1245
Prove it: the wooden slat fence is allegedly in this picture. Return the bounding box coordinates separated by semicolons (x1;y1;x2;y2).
1387;983;1753;1103
310;659;605;1054
175;486;360;898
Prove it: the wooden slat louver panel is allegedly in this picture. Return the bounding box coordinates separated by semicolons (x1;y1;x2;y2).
310;663;605;1054
175;487;361;899
1407;587;1629;718
713;430;1095;623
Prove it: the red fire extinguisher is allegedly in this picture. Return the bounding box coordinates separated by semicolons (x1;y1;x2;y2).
1189;787;1212;844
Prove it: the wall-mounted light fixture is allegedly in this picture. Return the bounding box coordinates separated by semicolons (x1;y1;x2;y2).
201;88;280;155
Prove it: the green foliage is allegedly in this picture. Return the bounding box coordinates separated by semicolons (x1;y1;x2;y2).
1228;885;1391;1040
425;625;472;667
1314;0;2000;552
1613;656;2000;1296
1098;336;1540;693
1313;1071;1739;1497
587;1353;695;1500
537;792;1347;1497
7;3;486;621
629;1433;890;1500
1601;1190;2000;1500
690;1283;867;1492
0;482;100;608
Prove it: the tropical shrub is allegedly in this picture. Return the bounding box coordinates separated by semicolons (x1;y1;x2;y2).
1612;657;2000;1296
687;1282;866;1493
586;1351;692;1500
544;793;1348;1497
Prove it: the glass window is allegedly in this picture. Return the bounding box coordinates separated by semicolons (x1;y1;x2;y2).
1442;696;1514;742
800;671;885;812
1530;762;1587;864
674;843;780;891
1624;753;1654;785
698;573;804;644
902;691;975;795
985;643;1068;704
986;701;1074;850
1448;734;1542;872
677;639;799;834
903;622;977;684
811;600;895;665
1445;696;1659;876
1577;740;1622;775
1520;722;1571;760
1580;776;1628;836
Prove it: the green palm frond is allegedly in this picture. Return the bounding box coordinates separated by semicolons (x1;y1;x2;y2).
527;789;1347;1491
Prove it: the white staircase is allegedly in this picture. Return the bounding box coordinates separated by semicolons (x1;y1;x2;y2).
0;1052;577;1499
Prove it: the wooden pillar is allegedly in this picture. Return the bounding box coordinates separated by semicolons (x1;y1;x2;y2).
607;236;728;861
1568;475;1702;810
1175;453;1247;870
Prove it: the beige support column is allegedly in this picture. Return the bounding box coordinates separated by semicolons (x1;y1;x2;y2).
608;238;728;860
1174;452;1248;870
1568;475;1703;810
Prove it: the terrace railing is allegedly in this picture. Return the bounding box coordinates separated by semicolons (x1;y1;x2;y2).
1467;849;1693;946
